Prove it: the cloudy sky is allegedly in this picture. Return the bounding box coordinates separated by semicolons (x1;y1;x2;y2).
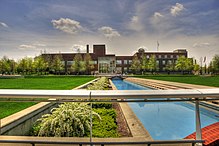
0;0;218;64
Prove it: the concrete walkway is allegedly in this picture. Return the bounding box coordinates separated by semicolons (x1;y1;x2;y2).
125;77;216;89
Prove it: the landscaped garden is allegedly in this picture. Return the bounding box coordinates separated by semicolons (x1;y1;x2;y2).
134;75;219;87
31;77;120;138
0;76;95;118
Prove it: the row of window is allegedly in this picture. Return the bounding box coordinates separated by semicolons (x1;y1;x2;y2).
65;58;179;66
116;60;132;65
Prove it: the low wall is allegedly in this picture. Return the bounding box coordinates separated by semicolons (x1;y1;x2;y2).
1;102;57;135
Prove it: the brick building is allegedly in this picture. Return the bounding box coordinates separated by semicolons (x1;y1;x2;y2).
42;44;188;74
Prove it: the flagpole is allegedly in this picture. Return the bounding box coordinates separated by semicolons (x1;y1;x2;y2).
157;41;159;52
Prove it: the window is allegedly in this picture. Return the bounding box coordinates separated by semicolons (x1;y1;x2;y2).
156;60;159;65
116;60;122;64
176;55;179;59
159;55;161;58
129;60;132;64
165;55;167;58
67;61;73;65
124;60;128;64
171;55;173;58
124;67;127;71
61;61;65;65
162;60;166;65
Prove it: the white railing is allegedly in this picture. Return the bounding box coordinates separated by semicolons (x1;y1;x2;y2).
0;89;219;146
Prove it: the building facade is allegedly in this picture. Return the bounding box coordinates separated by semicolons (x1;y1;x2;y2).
42;44;188;74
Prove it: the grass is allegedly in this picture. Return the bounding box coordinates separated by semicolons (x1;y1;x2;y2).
0;76;96;118
134;75;219;87
0;76;96;89
0;102;36;119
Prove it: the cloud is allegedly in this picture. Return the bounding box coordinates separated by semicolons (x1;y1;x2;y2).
153;12;164;19
193;42;211;48
131;16;139;24
71;44;86;52
19;44;36;50
98;26;120;38
170;3;184;16
127;16;144;31
51;18;83;34
18;43;47;50
0;22;8;28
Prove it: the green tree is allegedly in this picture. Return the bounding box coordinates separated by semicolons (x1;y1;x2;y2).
26;57;34;75
165;61;176;73
52;55;64;75
71;53;83;74
212;54;219;74
84;53;94;75
34;56;48;75
175;56;194;74
175;56;187;74
193;63;200;75
130;54;141;74
0;56;11;75
148;55;157;74
18;58;28;75
43;54;53;73
185;58;194;73
141;55;148;74
9;59;17;75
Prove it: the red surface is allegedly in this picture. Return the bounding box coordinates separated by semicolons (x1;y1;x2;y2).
185;122;219;146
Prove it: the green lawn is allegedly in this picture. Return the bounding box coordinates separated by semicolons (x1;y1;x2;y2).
134;75;219;87
0;76;95;89
0;76;96;119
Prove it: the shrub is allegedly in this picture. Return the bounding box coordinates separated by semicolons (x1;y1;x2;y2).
34;103;101;137
92;108;118;138
87;77;109;90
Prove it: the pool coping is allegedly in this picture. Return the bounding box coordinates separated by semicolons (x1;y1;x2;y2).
109;79;153;140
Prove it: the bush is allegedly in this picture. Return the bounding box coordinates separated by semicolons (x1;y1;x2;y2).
92;103;112;109
33;103;101;137
87;77;109;90
92;108;118;138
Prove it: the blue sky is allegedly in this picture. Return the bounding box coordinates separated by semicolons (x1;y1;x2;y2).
0;0;218;64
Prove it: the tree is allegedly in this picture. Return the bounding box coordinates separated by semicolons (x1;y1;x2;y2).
52;55;64;75
71;53;83;74
193;63;200;75
34;56;48;75
212;54;219;74
185;58;194;73
26;57;34;75
141;54;148;74
165;61;176;73
175;56;194;74
43;54;53;73
130;54;141;74
18;58;28;75
0;56;11;75
148;55;157;74
175;56;188;74
84;53;94;75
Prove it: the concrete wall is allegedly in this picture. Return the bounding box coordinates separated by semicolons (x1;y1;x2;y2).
1;102;58;135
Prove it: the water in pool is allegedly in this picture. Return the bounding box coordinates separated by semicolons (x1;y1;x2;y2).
112;79;219;140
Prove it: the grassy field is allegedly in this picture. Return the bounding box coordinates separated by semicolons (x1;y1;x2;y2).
134;75;219;87
0;76;96;118
0;76;95;89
